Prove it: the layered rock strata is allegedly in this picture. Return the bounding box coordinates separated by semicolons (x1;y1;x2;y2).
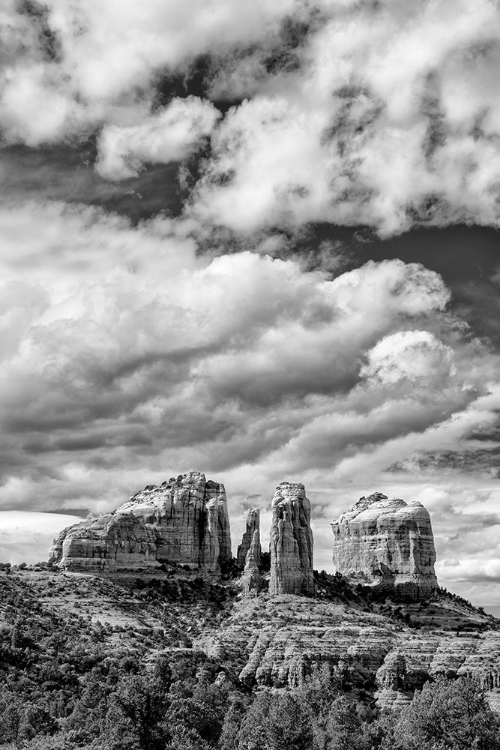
269;482;314;596
239;509;264;596
50;471;231;573
197;595;500;703
331;492;438;600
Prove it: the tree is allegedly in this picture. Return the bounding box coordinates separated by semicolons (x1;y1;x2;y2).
393;676;500;750
104;673;170;750
236;690;313;750
323;695;369;750
219;694;252;750
294;664;340;720
163;681;228;748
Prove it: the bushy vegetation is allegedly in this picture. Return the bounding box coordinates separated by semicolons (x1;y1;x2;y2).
1;570;499;750
1;647;499;750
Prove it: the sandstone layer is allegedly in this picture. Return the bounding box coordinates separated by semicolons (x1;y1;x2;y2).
196;594;500;709
49;471;231;573
269;482;314;596
331;492;438;600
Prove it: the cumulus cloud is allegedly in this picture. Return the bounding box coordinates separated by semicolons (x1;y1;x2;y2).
0;1;500;234
0;0;296;143
96;97;220;180
0;202;497;530
360;331;456;385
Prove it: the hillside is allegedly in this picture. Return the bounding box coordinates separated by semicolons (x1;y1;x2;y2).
1;565;500;749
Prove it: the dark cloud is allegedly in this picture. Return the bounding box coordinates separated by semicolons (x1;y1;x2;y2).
0;146;183;221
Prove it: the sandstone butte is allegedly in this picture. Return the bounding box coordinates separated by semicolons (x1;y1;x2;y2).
331;492;438;601
50;471;232;573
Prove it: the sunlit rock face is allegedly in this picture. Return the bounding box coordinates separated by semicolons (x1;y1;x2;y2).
49;471;231;573
331;492;438;601
269;482;314;596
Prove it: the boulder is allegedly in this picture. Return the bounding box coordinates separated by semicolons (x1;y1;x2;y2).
269;482;314;596
331;492;438;600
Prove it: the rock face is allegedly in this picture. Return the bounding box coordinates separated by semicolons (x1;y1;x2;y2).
237;509;260;567
238;509;264;597
49;471;231;573
269;482;314;596
331;492;438;600
375;652;412;710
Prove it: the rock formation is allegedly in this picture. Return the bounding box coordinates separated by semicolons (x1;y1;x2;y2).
197;594;500;698
237;509;260;567
238;509;264;596
331;492;438;600
50;471;231;573
269;482;314;596
375;652;412;710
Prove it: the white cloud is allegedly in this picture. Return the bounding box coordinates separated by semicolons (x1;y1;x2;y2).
361;331;456;385
0;0;297;145
190;0;500;235
0;511;82;564
0;203;492;515
96;97;220;180
0;1;500;233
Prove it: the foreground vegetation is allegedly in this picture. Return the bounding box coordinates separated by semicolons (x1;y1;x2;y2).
1;568;499;750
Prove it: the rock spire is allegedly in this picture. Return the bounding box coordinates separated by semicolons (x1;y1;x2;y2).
237;508;261;567
269;482;314;596
331;492;438;600
238;508;264;596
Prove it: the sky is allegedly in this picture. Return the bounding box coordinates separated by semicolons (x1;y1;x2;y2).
0;0;500;605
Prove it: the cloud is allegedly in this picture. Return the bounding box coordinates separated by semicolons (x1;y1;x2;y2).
0;201;495;520
96;97;220;180
0;511;83;564
189;0;500;235
360;331;456;385
0;0;297;143
1;2;500;234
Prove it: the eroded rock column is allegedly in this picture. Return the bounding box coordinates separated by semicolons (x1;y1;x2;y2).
237;508;260;566
239;509;263;596
269;482;314;596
